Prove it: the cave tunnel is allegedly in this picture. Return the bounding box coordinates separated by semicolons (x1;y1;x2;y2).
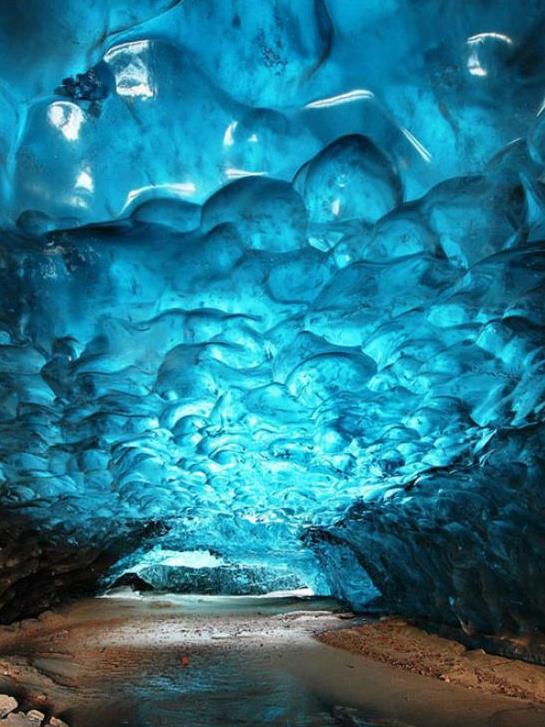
1;2;545;725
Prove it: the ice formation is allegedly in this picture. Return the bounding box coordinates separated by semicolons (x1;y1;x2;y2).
1;1;545;633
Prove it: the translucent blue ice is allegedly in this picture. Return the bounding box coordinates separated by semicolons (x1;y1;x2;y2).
1;1;545;630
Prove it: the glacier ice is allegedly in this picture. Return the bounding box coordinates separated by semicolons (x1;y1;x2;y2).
112;548;306;596
0;1;545;633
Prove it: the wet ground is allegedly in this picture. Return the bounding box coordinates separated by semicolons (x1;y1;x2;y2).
0;593;544;727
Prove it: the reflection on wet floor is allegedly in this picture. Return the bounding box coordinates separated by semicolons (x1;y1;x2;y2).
111;652;337;727
59;595;352;727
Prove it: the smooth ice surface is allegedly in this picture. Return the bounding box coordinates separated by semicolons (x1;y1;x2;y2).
1;1;545;629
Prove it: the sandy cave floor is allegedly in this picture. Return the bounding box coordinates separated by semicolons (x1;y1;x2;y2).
0;594;544;726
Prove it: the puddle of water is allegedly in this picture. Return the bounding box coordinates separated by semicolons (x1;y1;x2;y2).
81;651;336;727
58;596;345;726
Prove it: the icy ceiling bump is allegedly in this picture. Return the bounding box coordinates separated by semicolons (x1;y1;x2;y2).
0;1;545;630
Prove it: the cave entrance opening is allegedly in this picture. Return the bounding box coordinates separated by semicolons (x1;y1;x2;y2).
109;547;317;598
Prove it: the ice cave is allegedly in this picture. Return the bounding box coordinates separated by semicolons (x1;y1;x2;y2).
1;2;545;726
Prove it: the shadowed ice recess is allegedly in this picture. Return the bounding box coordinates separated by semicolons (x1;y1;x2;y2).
1;0;545;635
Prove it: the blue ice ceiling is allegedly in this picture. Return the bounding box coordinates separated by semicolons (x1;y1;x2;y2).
1;0;545;629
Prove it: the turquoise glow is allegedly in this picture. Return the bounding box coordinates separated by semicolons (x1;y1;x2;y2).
1;1;545;631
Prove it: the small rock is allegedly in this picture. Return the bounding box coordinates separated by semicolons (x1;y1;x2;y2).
0;695;17;718
37;610;54;622
4;714;37;726
26;710;45;724
48;717;70;727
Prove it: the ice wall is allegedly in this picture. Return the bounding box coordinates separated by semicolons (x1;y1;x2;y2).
1;1;545;629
